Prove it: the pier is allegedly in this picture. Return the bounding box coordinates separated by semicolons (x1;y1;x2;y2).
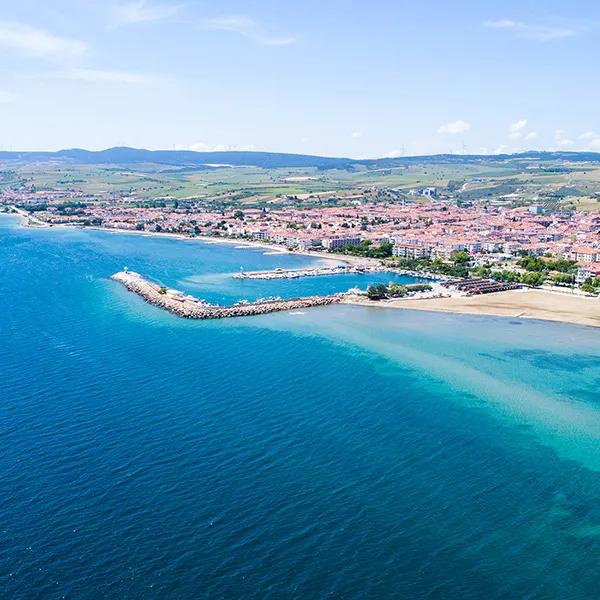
233;264;385;280
111;271;341;319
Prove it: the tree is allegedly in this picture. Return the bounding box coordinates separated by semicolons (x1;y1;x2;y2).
520;271;546;286
452;250;471;265
407;283;433;293
366;284;388;300
518;256;547;272
387;283;408;297
492;270;520;283
370;242;393;258
552;259;578;273
551;272;574;285
581;281;597;294
470;266;492;278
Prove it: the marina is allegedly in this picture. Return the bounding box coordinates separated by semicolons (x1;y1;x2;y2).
233;264;386;280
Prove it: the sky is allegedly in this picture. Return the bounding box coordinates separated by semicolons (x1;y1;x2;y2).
0;0;599;157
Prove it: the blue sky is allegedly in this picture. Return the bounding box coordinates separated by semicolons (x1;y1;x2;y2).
0;0;598;156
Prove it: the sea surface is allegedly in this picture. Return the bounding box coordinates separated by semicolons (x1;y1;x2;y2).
1;215;600;599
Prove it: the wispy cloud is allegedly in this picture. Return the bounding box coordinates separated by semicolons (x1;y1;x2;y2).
382;149;403;158
554;129;574;148
494;144;510;155
438;120;471;134
202;16;297;46
509;119;527;134
113;1;181;25
176;141;257;152
351;131;363;139
0;21;86;64
0;90;18;103
508;118;527;139
53;67;159;85
484;19;576;41
577;131;600;150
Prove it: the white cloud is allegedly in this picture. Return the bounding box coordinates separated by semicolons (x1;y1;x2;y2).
484;19;576;41
554;129;574;148
113;1;180;25
575;132;600;150
438;120;471;134
351;131;363;139
493;144;510;154
557;141;575;148
57;67;159;85
508;119;529;140
381;149;403;158
176;142;257;152
524;131;538;141
202;16;296;46
0;21;86;64
509;119;527;133
0;90;17;103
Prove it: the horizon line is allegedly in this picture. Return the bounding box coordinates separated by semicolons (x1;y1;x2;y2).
0;146;598;161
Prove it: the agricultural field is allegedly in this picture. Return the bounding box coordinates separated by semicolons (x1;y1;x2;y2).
2;153;600;212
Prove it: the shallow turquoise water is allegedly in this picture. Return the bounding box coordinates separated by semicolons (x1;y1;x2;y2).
1;215;599;599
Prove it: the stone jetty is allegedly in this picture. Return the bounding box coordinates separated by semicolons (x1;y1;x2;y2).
111;271;341;319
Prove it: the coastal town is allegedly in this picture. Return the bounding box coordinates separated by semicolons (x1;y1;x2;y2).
4;187;600;295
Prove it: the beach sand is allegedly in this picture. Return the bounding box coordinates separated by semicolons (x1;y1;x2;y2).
345;289;600;328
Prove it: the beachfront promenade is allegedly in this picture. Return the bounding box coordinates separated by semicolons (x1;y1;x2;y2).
112;271;341;319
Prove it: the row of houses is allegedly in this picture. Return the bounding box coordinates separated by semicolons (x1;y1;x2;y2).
249;230;362;251
391;241;502;260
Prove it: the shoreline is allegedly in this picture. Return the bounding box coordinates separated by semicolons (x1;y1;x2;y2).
5;210;375;267
5;211;598;328
344;289;600;328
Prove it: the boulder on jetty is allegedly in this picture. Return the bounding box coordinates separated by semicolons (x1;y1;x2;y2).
111;271;341;319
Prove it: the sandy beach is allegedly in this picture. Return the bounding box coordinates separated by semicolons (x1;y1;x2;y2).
345;289;600;328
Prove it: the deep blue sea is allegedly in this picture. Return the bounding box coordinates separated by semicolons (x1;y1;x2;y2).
1;215;600;599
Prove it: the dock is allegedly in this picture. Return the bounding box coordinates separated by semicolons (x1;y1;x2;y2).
233;264;385;280
111;271;341;319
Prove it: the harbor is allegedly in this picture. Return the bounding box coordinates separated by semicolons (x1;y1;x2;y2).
112;271;341;319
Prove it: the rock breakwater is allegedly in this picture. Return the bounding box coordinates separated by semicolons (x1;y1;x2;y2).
111;271;341;319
